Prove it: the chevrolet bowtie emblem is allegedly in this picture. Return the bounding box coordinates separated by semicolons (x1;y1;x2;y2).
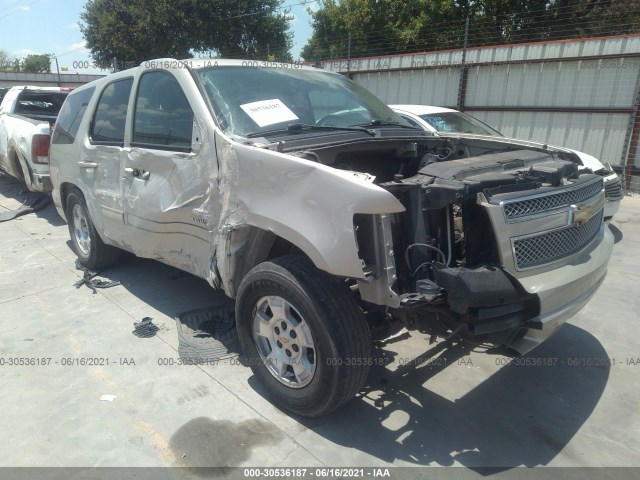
568;204;593;226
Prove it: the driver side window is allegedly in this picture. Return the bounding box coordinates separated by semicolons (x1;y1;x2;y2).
132;71;194;152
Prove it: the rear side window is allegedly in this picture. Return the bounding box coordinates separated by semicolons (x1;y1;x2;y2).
90;78;133;146
15;91;67;117
132;71;193;151
52;87;95;145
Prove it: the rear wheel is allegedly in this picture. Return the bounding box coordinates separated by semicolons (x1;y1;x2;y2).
236;255;371;417
66;188;120;269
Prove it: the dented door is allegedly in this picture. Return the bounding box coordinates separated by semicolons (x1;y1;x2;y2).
122;70;212;277
85;77;134;244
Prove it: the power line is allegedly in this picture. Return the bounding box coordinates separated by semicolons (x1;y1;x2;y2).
0;0;28;15
1;0;44;19
55;45;89;58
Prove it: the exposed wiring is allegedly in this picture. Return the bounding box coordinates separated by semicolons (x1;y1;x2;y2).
436;147;452;160
410;261;439;279
405;243;446;270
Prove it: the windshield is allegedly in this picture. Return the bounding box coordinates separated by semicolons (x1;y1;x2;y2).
195;66;409;137
419;112;502;136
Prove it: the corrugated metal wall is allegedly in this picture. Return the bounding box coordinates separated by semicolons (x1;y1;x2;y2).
472;110;629;165
464;60;638;109
356;67;460;106
321;35;640;189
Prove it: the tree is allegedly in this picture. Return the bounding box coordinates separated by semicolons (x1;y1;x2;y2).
80;0;293;69
0;49;12;70
301;0;640;61
301;0;466;61
21;54;51;73
0;49;22;71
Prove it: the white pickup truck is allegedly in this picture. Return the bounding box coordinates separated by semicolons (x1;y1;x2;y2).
0;86;70;192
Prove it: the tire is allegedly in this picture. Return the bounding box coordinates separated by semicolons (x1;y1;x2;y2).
10;151;29;189
66;188;120;270
235;255;371;417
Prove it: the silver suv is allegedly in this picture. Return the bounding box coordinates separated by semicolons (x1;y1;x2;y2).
50;59;613;417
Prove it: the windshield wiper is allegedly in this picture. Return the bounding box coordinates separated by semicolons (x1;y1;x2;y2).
246;123;376;138
358;119;423;130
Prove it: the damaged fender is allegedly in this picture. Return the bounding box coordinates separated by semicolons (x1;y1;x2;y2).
212;132;405;296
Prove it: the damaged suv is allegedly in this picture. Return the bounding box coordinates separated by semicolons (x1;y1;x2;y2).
50;60;613;417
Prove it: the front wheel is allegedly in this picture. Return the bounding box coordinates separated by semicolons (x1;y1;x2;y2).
235;255;371;417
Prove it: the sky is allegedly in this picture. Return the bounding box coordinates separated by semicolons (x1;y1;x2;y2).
0;0;316;74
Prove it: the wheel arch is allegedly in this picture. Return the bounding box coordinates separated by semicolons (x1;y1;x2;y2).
221;225;318;298
59;183;109;245
59;181;77;218
8;145;34;189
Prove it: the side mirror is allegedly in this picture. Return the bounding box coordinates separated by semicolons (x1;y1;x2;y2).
191;118;203;154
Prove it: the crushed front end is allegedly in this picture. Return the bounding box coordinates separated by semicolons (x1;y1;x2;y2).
352;145;613;354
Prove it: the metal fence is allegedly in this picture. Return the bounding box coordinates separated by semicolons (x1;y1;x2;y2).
319;34;640;192
0;71;105;88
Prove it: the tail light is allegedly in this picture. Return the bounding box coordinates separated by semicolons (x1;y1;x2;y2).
32;134;50;165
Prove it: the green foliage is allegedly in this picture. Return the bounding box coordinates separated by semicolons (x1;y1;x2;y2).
0;50;53;73
301;0;468;60
0;49;12;70
80;0;293;69
21;54;51;73
301;0;640;61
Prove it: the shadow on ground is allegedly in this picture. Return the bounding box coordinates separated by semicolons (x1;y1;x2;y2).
69;249;228;318
71;249;240;359
0;175;65;227
278;324;609;472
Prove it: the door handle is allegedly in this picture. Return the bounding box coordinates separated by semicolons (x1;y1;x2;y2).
78;161;98;168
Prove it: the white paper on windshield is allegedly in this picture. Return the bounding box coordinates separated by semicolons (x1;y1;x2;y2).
240;99;299;127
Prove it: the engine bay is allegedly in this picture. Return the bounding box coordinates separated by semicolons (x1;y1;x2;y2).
295;135;590;272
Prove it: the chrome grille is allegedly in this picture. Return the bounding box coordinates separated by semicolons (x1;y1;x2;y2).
604;177;624;201
513;209;604;270
503;180;603;221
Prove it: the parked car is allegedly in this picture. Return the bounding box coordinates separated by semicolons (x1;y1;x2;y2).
0;86;70;191
391;105;624;221
50;59;613;416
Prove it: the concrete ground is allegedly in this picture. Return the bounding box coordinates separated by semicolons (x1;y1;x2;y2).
0;175;638;477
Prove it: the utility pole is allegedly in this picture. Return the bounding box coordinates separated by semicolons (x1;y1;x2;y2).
457;17;470;111
52;55;62;87
347;31;352;77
